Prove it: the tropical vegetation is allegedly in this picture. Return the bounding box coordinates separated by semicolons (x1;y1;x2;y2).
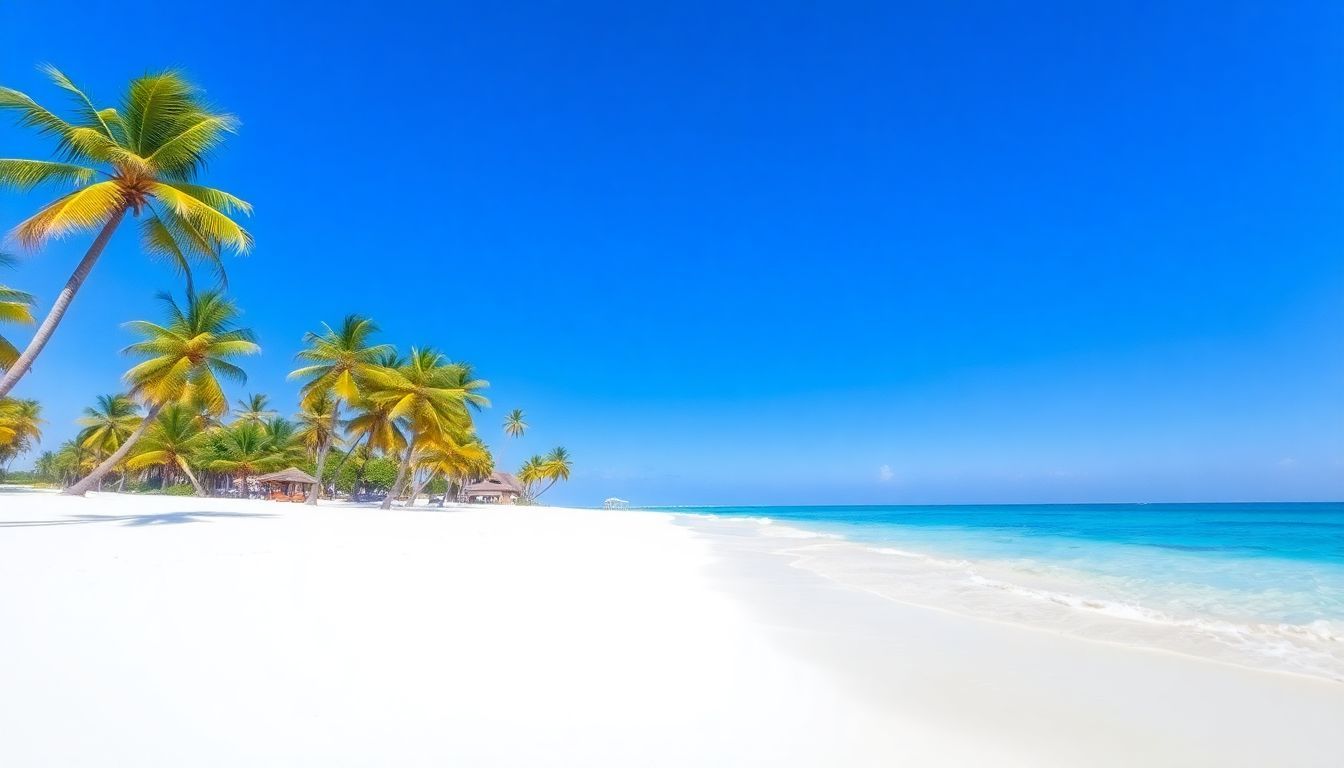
0;64;576;506
0;66;251;399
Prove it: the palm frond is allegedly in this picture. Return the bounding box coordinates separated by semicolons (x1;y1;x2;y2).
11;180;123;247
0;159;96;191
150;182;251;252
146;115;239;177
41;65;117;142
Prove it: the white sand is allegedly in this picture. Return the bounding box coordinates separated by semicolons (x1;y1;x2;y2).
1;490;1341;766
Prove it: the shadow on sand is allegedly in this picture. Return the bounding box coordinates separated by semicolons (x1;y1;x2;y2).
0;510;277;528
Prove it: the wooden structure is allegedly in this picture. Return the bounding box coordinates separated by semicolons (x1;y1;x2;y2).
461;472;525;504
254;467;319;503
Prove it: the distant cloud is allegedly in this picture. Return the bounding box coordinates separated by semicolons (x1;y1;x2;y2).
1278;457;1298;467
878;465;895;483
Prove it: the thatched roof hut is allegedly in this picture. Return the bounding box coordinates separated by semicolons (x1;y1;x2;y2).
462;472;524;504
255;467;319;485
254;467;319;501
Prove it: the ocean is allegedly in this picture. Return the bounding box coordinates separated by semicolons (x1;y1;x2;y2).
656;502;1344;681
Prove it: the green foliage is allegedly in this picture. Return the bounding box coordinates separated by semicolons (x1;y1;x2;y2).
361;456;399;491
158;483;196;496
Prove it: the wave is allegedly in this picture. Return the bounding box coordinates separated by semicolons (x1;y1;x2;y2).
672;511;1344;682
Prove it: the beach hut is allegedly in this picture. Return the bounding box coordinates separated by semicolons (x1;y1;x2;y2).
254;467;319;502
461;472;525;504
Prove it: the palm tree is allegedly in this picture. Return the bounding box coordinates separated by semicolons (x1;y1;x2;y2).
33;449;56;482
0;254;36;370
0;67;252;398
504;409;527;438
520;447;573;503
518;455;547;503
232;393;276;424
75;393;140;490
365;349;489;509
289;315;390;503
295;391;340;493
0;397;42;469
64;290;259;496
261;416;304;464
208;420;285;494
52;438;93;486
125;403;207;494
414;434;493;507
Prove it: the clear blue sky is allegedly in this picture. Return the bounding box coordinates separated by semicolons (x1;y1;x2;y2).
2;2;1341;505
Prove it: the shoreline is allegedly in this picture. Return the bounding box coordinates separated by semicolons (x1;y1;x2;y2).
2;491;1342;765
664;509;1344;684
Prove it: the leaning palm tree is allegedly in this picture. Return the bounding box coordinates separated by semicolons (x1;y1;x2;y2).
0;254;36;370
295;391;340;494
289;315;390;503
232;393;276;424
517;454;547;503
523;446;573;502
0;66;252;398
413;433;493;507
64;290;259;496
75;393;140;490
365;348;489;509
125;403;207;494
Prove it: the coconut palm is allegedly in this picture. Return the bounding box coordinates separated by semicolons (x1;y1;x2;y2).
75;393;140;490
52;438;93;486
407;432;493;506
232;393;276;424
207;420;285;494
295;391;340;492
503;409;527;438
34;449;56;482
261;416;304;464
0;397;42;467
76;393;139;453
289;315;390;503
0;254;36;370
64;290;259;496
365;349;489;509
520;447;573;502
125;403;207;494
0;67;252;398
518;454;547;502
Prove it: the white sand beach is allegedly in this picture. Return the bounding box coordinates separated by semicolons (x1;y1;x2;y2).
2;490;1342;767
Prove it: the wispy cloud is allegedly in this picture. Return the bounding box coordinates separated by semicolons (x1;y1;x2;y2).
878;465;895;482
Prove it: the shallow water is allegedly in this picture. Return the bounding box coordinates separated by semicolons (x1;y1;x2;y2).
657;503;1344;681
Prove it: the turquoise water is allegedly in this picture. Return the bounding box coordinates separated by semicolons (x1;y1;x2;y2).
656;502;1344;678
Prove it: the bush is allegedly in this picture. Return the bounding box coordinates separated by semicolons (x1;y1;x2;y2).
158;483;198;496
362;457;399;491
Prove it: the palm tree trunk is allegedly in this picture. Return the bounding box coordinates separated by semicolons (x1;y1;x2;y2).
382;433;417;510
0;209;128;399
180;460;206;496
65;401;162;497
307;400;340;505
407;470;437;508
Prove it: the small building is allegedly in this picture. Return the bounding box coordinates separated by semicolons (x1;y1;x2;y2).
603;497;630;509
254;467;319;502
461;472;525;504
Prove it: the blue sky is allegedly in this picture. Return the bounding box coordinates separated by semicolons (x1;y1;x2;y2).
1;1;1341;505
